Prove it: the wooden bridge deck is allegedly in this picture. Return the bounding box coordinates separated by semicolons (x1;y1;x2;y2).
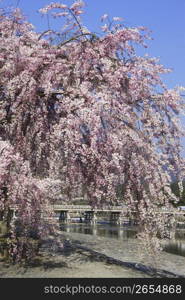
52;205;127;212
51;204;185;215
8;204;185;215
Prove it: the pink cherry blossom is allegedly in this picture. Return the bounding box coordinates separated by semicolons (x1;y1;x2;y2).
0;0;184;262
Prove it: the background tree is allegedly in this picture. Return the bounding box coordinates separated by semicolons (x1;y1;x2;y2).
0;0;185;261
170;180;185;206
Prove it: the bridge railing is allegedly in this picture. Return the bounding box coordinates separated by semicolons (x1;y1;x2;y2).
52;204;127;211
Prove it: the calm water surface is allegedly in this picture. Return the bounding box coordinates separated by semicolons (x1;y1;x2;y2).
60;222;185;257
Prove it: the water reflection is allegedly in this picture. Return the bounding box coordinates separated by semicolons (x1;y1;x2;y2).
164;240;185;257
60;223;137;239
60;223;185;258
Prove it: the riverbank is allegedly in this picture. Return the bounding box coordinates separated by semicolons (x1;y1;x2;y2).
0;253;149;278
0;238;150;278
60;230;185;277
0;230;185;278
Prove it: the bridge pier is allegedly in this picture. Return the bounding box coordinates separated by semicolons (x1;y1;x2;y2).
59;211;71;223
84;211;97;224
110;212;122;225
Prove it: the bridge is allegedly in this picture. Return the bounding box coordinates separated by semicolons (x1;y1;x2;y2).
7;204;185;225
52;204;127;212
49;204;185;225
50;204;128;225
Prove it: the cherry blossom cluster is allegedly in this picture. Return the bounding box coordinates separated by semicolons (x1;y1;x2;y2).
0;0;185;261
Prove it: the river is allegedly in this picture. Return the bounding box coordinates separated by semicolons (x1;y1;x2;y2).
60;222;185;258
0;222;184;277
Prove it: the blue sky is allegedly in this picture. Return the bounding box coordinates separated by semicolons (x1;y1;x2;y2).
1;0;185;153
2;0;185;89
